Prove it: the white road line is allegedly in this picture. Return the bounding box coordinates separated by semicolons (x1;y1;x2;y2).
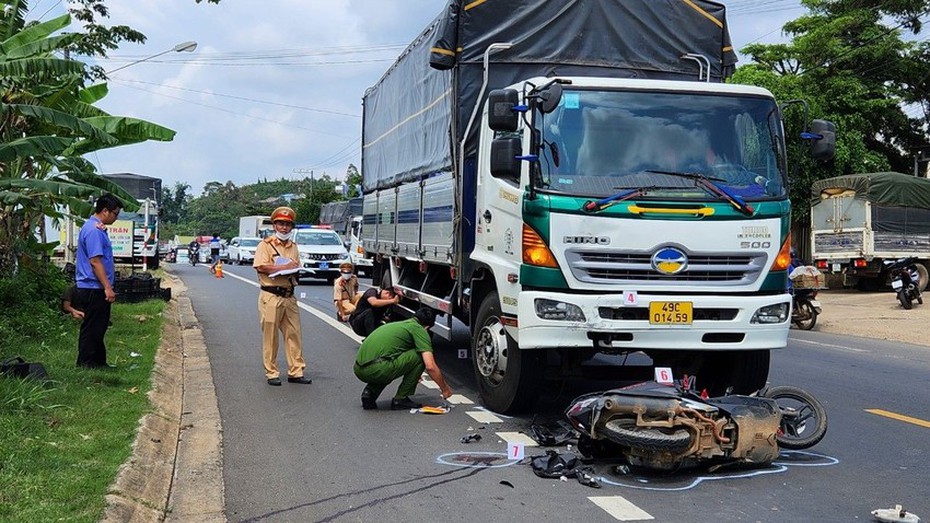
446;394;474;405
224;271;482;404
495;431;537;446
791;337;868;353
466;411;504;423
588;496;654;521
224;271;363;343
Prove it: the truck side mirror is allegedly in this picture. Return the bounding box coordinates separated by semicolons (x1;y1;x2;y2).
808;119;836;162
538;82;563;114
488;89;520;131
490;137;522;181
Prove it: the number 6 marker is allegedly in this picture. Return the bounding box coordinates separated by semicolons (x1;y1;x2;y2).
655;366;674;385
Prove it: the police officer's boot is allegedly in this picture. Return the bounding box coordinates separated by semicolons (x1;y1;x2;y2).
361;385;379;410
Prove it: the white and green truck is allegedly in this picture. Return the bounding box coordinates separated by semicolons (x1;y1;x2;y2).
361;0;835;412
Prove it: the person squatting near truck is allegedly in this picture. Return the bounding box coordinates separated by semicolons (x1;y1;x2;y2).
333;262;361;322
347;286;401;337
354;308;453;410
252;206;312;386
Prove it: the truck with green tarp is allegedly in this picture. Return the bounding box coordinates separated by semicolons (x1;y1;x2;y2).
811;172;930;290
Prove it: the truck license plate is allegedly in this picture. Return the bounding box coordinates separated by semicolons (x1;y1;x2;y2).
649;302;693;325
832;262;841;272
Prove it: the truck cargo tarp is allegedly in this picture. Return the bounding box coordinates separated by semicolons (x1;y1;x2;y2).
811;172;930;210
362;0;737;192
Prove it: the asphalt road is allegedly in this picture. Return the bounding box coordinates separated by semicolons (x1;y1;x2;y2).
175;261;930;522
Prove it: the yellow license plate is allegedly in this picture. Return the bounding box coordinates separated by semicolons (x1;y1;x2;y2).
649;301;693;325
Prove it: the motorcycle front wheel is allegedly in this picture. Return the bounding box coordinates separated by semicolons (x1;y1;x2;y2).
762;385;828;450
602;418;692;453
792;301;818;330
898;290;913;309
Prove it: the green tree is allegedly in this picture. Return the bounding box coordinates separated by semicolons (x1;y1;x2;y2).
732;0;930;219
0;8;175;274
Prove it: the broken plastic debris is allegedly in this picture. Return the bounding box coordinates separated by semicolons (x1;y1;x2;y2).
130;352;141;358
872;505;920;523
559;476;568;482
415;406;450;415
499;480;514;488
614;465;631;475
461;433;482;444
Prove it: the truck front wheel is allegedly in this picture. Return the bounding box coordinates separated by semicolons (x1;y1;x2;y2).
472;292;544;414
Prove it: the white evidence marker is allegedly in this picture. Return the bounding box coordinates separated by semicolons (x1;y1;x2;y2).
299;292;306;299
623;290;638;306
496;431;537;446
458;349;468;359
654;366;674;385
507;441;525;460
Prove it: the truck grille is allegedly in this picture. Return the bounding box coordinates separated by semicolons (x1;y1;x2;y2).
305;253;343;261
566;250;765;285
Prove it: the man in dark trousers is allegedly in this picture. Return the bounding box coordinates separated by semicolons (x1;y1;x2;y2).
348;286;400;337
353;308;453;410
73;193;122;368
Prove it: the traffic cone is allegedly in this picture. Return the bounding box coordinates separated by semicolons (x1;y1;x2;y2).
215;260;224;278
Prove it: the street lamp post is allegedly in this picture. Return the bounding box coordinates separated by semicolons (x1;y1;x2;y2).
105;40;198;75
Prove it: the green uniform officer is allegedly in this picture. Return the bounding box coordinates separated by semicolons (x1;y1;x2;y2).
354;308;452;410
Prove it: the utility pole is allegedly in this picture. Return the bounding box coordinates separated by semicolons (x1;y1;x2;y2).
293;167;314;202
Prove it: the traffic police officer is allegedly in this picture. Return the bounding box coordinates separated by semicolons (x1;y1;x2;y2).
253;206;312;386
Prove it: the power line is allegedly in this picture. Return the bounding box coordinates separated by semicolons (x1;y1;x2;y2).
115;79;361;118
111;81;356;139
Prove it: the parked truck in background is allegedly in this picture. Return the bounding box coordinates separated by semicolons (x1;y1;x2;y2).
320;198;372;275
811;172;930;291
361;0;834;413
239;215;274;240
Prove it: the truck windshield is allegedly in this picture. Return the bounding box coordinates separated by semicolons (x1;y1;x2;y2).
536;89;787;201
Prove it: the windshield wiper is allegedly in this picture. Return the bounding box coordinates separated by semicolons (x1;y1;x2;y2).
644;169;755;215
582;187;652;213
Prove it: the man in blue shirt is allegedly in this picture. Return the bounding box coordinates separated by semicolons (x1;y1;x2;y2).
74;194;122;368
209;233;222;272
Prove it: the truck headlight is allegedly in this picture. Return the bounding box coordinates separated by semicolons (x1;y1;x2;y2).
750;303;789;324
535;298;586;322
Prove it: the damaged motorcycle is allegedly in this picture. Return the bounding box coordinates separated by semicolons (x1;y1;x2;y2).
565;381;827;471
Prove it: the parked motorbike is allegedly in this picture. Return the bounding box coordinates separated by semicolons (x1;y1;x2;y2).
887;257;922;309
791;288;821;330
565;380;827;471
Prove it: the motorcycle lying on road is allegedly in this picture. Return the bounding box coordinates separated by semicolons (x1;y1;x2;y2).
565;380;828;471
886;257;923;309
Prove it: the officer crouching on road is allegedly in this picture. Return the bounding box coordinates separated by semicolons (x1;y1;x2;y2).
354;308;453;410
253;206;312;386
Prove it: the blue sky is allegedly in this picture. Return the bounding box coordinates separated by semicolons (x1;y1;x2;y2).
33;0;805;195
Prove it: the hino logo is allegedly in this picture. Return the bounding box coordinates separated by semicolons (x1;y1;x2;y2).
563;235;610;245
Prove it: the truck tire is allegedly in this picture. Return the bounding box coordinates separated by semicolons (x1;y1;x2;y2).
916;263;929;292
472;292;544;413
660;350;769;396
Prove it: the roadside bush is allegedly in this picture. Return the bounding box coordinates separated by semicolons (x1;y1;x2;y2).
0;262;69;346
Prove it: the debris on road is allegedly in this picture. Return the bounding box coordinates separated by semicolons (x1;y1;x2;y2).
872;505;921;523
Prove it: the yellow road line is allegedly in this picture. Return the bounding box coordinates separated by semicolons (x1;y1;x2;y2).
866;409;930;429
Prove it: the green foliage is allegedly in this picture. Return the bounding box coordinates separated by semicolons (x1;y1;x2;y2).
731;0;930;221
0;3;179;276
0;292;164;523
0;260;68;345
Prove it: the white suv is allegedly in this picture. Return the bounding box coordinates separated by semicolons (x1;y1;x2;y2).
294;227;350;283
229;237;261;265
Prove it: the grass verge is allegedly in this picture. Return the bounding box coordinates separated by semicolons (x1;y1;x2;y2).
0;267;166;523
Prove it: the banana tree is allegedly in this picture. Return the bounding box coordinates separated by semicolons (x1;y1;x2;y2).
0;5;176;274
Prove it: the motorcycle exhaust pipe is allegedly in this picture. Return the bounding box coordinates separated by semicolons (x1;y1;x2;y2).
602;396;680;418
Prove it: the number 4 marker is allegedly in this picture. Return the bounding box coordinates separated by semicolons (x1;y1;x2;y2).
624;290;638;306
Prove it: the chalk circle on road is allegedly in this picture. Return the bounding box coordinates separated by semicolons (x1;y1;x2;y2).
437;452;521;469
